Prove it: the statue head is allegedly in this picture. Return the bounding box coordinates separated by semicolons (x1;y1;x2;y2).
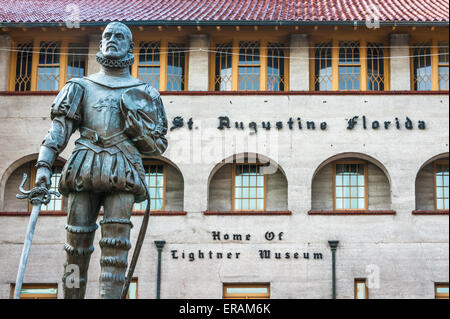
99;22;135;60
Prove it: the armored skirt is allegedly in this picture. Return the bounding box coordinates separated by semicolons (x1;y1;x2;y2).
59;147;147;203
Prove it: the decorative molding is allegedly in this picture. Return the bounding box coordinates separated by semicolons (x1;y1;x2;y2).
0;211;187;216
412;210;449;215
0;211;67;216
204;210;292;216
1;91;449;96
308;210;396;215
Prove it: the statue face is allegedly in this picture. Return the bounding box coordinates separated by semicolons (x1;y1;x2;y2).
100;24;133;60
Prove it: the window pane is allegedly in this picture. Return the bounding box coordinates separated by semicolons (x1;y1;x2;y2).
267;43;285;91
336;163;366;210
127;281;137;299
223;284;270;299
437;287;449;294
13;284;58;299
139;41;161;89
367;43;385;91
438;42;449;90
314;42;332;91
14;42;33;91
67;43;87;80
343;198;351;209
37;67;59;91
167;43;186;91
356;281;367;299
37;41;60;91
358;198;366;209
249;199;257;210
339;41;361;90
257;199;264;210
215;42;232;91
435;163;449;210
239;67;260;90
226;287;268;294
413;44;432;91
239;41;260;91
134;164;165;212
139;67;160;89
239;42;260;64
234;164;264;211
235;199;241;210
41;166;62;211
257;188;264;198
339;66;361;90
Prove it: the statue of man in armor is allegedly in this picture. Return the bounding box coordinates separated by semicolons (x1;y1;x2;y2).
34;22;168;299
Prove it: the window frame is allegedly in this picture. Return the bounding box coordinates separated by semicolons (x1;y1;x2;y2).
410;37;449;91
354;278;369;299
30;161;65;213
433;160;449;211
9;37;88;92
10;283;58;299
133;161;167;213
210;36;289;91
126;278;138;299
223;283;270;299
435;283;449;299
310;36;390;91
333;160;369;211
438;41;449;90
232;163;267;212
131;37;189;92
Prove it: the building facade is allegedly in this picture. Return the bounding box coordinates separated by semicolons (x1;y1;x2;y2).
0;0;449;299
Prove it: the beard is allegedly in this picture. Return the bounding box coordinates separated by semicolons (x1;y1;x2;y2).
96;51;135;69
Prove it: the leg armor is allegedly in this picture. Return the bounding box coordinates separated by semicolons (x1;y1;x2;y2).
99;192;135;299
62;192;101;299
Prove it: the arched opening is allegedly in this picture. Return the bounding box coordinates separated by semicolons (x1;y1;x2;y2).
415;153;449;211
311;153;392;211
1;155;66;212
140;156;185;212
207;153;288;212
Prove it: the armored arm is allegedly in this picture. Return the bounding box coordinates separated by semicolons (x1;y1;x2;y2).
35;82;84;187
121;85;168;156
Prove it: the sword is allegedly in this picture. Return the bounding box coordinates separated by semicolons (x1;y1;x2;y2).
13;173;60;299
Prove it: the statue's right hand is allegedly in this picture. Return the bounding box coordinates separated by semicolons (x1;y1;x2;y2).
35;167;52;188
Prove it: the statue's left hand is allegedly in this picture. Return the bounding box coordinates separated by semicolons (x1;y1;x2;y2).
125;112;143;137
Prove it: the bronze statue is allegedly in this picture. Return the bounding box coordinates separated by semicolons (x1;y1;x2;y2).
34;22;168;299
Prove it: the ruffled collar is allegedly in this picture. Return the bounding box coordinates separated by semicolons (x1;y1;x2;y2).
96;52;135;69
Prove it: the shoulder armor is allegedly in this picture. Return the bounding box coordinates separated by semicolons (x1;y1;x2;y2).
51;80;84;122
145;84;161;101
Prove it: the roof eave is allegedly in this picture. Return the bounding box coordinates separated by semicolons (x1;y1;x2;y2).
1;20;449;28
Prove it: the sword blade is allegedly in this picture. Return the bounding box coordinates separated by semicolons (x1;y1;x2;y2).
13;203;42;299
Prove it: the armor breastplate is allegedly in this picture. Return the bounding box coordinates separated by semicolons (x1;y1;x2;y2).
80;80;130;137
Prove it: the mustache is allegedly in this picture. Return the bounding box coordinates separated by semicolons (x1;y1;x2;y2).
105;42;118;50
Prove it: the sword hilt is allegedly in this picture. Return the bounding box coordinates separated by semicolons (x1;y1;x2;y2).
16;173;60;205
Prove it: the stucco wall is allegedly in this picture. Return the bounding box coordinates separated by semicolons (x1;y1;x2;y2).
165;163;184;211
0;92;448;299
416;162;437;211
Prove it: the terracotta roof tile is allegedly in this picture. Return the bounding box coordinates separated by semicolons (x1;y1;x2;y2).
0;0;448;24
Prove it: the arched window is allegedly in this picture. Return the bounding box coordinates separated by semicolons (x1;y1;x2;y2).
132;158;184;213
311;154;392;213
207;154;288;214
415;156;449;212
